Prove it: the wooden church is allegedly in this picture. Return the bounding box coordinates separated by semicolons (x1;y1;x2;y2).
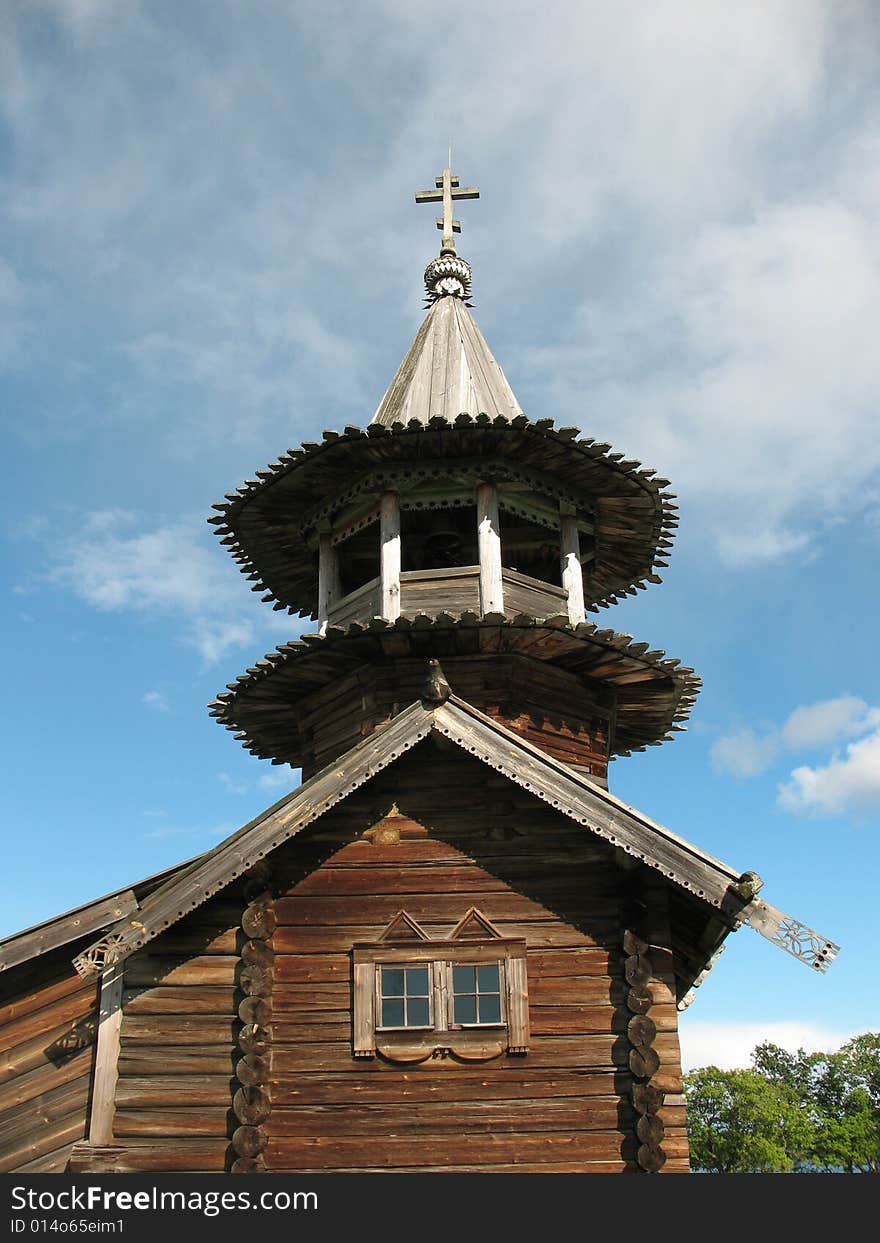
0;165;838;1175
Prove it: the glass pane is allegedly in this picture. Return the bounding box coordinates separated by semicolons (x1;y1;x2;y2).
454;994;477;1025
478;994;502;1025
477;963;500;992
452;965;476;994
382;968;405;997
407;997;430;1027
381;998;405;1027
406;966;429;997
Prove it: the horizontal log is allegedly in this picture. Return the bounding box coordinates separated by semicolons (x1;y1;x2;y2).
137;928;239;955
272;921;610;954
273;955;350;984
121;1016;238;1046
0;969;90;1027
270;1033;682;1073
0;988;97;1055
118;1047;237;1076
124;957;240;987
115;1076;236;1108
272;984;351;1012
270;1069;625;1107
0;1016;97;1084
0;1112;87;1173
265;1130;635;1169
525;948;617;978
123;987;237;1016
0;1042;94;1114
114;1109;232;1139
68;1140;229;1173
0;1072;91;1148
16;1141;78;1173
273;891;618;925
269;1097;627;1136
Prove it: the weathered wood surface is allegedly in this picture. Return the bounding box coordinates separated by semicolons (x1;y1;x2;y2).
0;951;98;1172
258;820;686;1173
211;413;677;621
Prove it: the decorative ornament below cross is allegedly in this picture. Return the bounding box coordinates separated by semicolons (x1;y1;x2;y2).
416;161;480;303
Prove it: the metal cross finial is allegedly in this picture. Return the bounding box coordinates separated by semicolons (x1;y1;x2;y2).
415;162;480;256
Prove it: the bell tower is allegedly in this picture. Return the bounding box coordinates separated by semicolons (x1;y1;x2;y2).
209;162;690;788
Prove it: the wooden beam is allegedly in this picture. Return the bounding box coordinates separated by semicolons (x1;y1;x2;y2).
476;482;504;615
379;492;401;621
317;534;341;635
88;964;124;1145
560;513;586;626
0;891;139;973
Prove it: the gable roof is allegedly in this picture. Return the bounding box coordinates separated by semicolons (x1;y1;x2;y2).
66;693;838;991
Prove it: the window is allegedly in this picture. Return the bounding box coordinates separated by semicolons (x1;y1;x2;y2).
451;963;503;1027
377;965;432;1029
352;909;529;1061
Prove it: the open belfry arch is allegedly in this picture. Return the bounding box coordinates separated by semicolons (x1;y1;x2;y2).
0;163;838;1175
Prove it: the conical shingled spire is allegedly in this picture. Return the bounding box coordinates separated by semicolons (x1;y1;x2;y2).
371;295;524;427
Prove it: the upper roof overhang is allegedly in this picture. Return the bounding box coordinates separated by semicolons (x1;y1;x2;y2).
210;612;701;763
210;414;678;617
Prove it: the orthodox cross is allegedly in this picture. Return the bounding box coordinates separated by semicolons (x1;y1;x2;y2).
415;162;480;255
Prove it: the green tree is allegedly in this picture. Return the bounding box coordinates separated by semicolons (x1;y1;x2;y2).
684;1065;811;1172
686;1033;880;1173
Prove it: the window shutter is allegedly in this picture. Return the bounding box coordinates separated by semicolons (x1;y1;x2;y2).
353;960;376;1057
505;953;530;1053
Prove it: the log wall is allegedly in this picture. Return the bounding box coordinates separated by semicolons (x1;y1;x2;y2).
70;896;248;1173
263;745;687;1173
0;945;99;1172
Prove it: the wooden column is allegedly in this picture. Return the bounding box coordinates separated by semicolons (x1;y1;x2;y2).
560;512;586;626
379;491;401;621
317;533;341;634
88;964;124;1145
476;482;504;615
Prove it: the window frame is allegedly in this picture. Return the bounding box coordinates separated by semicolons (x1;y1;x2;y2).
352;929;529;1060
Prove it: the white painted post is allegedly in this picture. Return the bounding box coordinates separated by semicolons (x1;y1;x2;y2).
317;533;341;634
476;482;504;615
560;513;585;625
380;491;401;620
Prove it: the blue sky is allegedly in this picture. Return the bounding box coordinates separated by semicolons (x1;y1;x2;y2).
2;0;878;1070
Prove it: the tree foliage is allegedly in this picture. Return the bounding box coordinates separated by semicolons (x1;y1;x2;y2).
685;1032;880;1173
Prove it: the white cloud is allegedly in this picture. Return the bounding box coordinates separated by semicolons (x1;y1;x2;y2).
141;690;170;713
679;1019;856;1072
711;727;779;778
778;726;880;817
42;509;270;664
713;696;880;794
218;772;249;797
782;696;880;750
257;765;301;792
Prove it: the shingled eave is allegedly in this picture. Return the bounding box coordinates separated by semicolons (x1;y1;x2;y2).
208;412;678;618
208;611;701;762
73;694;836;987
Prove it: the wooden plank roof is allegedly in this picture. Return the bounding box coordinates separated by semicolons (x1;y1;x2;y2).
209;612;701;763
0;855;204;974
372;296;523;427
68;692;837;994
